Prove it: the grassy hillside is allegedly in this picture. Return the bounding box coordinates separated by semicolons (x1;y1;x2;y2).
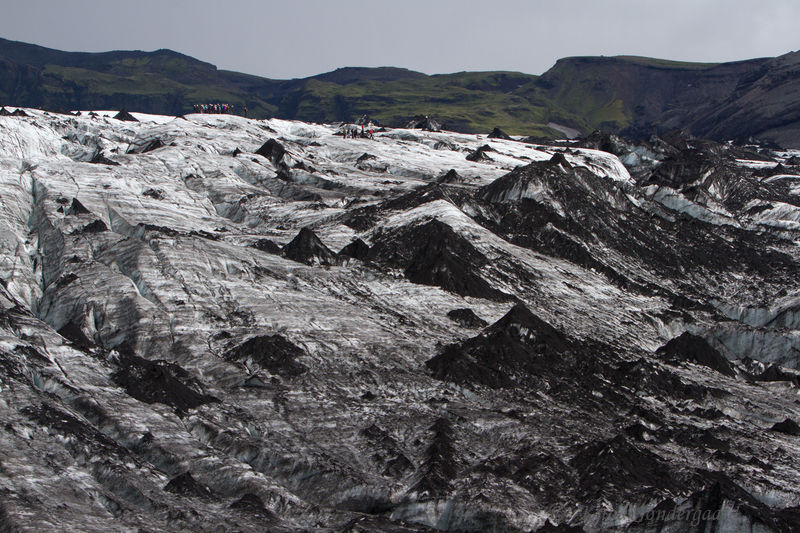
285;71;560;136
613;56;720;70
3;38;798;145
0;38;562;136
528;55;770;137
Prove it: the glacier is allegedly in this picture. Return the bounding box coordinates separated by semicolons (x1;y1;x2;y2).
0;109;800;531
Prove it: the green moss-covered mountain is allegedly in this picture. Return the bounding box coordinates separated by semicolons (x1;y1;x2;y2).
2;37;800;146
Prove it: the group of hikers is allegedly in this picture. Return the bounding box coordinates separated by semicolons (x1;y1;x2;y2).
193;103;246;116
342;122;376;139
342;116;378;139
189;106;380;133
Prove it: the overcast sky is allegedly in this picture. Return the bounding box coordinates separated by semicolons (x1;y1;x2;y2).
1;1;798;79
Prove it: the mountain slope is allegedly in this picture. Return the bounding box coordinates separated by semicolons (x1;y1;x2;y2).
0;37;284;117
691;51;800;146
4;37;800;145
529;55;769;134
0;37;557;136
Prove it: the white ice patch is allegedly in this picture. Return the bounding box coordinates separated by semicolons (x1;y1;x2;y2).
746;200;800;231
568;148;633;184
735;159;776;169
77;110;176;124
644;185;738;226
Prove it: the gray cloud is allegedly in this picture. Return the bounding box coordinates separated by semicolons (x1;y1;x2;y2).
1;0;798;78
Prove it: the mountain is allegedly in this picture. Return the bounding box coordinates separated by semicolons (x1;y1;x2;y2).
3;37;800;145
0;37;555;136
2;108;800;531
533;53;800;147
0;37;286;118
530;55;764;133
690;51;800;147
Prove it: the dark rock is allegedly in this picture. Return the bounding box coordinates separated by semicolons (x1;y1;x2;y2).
250;238;282;254
480;155;577;204
691;407;726;420
282;227;338;266
142;188;164;200
751;364;800;386
488;127;512;140
338;238;370;261
406;418;457;499
432;140;456;150
361;423;412;478
646;143;727;188
771;419;800;436
0;107;11;116
659;470;800;532
740;357;800;385
773;163;789;175
671;426;730;452
189;228;220;241
138;223;181;237
436;169;466;184
534;521;586;532
355;152;387;171
356;152;377;164
255;138;287;166
11;108;28;117
570;434;683;500
427;303;572;388
480;447;576;504
113;109;138;122
733;136;784;151
466;144;494;162
369;219;507;300
548;152;571;168
232;147;242;157
446;308;488;328
657;332;736;377
292;160;314;172
223;334;307;378
338;516;437;532
752;162;794;178
111;352;217;412
164;472;213;499
57;320;94;350
89;151;119;166
609;358;709;401
140;139;165;154
66;198;91;216
576;130;632;156
381;183;456;212
785;155;800;165
341;207;379;232
404;115;441;131
229;493;277;522
342;184;458;232
23;403;129;458
623;422;666;444
70;219;108;235
476;139;798;299
54;272;79;289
